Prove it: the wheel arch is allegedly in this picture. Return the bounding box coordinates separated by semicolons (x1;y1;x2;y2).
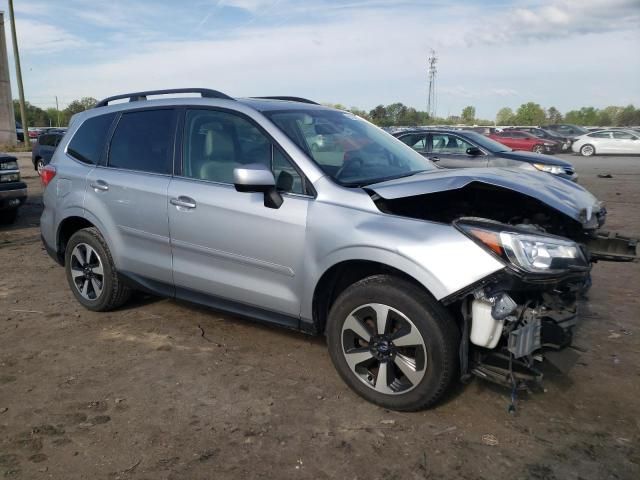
310;259;440;335
56;216;96;264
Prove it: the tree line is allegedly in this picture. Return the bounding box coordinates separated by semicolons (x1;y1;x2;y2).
15;97;640;128
330;102;640;128
13;97;97;128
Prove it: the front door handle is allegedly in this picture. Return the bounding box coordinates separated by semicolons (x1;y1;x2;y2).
428;156;440;162
170;196;197;209
90;180;109;191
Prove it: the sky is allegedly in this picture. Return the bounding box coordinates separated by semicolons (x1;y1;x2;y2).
1;0;639;120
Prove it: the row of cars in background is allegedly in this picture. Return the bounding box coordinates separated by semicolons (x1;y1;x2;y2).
0;127;66;224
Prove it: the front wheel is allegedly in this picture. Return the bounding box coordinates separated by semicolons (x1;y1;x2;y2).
65;227;131;311
532;144;545;154
580;144;595;157
326;275;459;411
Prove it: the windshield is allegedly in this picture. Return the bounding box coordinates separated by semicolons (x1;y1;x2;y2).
264;109;435;186
462;131;512;152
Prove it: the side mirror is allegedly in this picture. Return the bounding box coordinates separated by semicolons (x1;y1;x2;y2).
233;163;283;209
466;146;482;156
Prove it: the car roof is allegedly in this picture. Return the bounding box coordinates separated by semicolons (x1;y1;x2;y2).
236;97;333;112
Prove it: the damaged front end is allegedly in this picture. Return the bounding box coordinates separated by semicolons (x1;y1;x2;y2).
366;169;637;391
445;218;592;390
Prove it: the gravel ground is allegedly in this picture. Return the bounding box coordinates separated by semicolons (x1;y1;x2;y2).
1;152;638;479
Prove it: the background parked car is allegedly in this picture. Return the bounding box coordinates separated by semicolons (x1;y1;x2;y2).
488;130;561;154
508;127;572;151
542;124;590;139
15;121;24;142
394;128;577;181
0;153;27;224
572;129;640;156
32;129;66;174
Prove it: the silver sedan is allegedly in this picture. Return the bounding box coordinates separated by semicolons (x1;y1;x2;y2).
572;129;640;156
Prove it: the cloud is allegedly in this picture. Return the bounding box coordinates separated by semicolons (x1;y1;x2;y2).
9;19;88;53
469;0;640;45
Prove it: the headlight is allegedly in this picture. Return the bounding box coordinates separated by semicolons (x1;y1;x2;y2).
457;221;588;274
543;142;554;146
0;173;20;183
533;163;564;175
0;160;18;170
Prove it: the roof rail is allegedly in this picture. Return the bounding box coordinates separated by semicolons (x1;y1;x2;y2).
95;88;234;108
251;96;319;105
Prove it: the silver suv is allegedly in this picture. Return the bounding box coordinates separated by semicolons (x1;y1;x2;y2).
40;89;636;411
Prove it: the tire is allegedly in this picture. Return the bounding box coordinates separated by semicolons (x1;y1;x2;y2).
64;227;131;311
0;208;18;225
532;144;545;154
35;158;45;175
326;275;459;411
580;144;595;157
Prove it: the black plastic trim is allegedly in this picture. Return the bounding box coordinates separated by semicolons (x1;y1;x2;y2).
251;96;319;105
95;88;234;107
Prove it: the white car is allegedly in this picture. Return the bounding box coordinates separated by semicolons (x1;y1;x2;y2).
572;129;640;156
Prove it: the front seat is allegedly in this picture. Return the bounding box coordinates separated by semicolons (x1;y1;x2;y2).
446;137;458;150
199;129;236;183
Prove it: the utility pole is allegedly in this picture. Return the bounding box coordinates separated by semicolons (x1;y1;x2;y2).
8;0;28;143
55;95;60;127
426;49;438;120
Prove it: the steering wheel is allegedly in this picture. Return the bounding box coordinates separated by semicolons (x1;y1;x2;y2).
335;157;363;181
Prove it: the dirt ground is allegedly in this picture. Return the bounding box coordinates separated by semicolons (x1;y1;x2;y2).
1;152;638;479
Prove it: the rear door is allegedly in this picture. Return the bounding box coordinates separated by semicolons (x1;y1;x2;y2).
428;132;489;168
611;131;638;154
84;108;176;287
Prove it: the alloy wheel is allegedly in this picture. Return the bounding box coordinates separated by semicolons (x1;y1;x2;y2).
36;160;45;175
341;303;427;395
70;243;104;300
581;145;594;156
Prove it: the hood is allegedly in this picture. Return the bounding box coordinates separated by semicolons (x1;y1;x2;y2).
495;150;572;167
368;167;601;225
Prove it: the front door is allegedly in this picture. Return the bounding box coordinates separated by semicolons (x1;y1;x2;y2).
427;133;489;168
168;108;311;323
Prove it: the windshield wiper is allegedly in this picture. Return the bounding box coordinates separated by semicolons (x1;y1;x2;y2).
342;169;432;188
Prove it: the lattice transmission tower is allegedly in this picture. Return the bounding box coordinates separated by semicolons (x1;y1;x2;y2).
426;50;438;119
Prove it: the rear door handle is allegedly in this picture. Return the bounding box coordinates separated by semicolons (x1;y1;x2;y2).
90;180;109;191
170;196;197;209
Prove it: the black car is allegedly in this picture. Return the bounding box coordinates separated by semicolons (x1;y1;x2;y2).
0;154;27;224
508;126;572;151
393;128;577;182
541;124;589;139
32;129;66;174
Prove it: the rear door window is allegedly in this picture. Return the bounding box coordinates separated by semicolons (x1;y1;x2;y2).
108;109;176;175
67;113;116;164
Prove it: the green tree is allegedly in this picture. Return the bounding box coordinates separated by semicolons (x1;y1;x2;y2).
495;107;514;125
546;106;562;124
461;106;476;125
618;104;639;126
369;105;389;126
514;102;546;126
13;100;50;127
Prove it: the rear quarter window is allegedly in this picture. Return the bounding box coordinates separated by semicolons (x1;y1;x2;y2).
107;109;175;175
67;113;117;164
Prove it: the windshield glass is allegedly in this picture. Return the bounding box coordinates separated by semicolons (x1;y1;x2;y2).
264;109;435;186
462;131;512;152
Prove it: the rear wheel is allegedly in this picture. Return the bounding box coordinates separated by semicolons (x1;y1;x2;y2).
65;227;131;311
326;275;459;411
36;159;45;175
580;144;595;157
